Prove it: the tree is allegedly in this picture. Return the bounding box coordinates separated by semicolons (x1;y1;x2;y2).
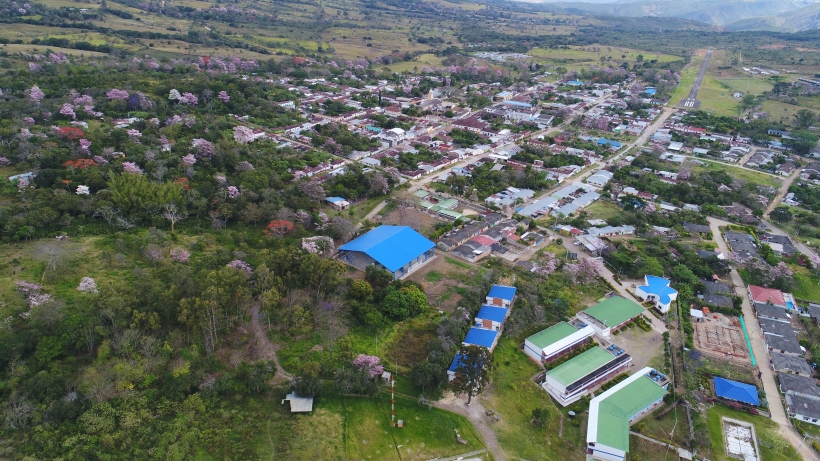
161;203;188;233
531;408;550;427
411;361;446;394
770;207;793;223
349;280;373;300
452;345;493;405
264;220;296;238
233;126;255;144
795;109;816;128
671;264;697;285
294;361;321;396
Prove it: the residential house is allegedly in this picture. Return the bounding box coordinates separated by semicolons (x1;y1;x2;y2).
770;352;813;377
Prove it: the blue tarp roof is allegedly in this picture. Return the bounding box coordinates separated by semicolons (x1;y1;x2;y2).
714;377;760;406
567;80;584;85
638;275;678;306
339;226;435;273
325;196;346;203
476;305;508;323
488;285;517;301
645;88;657;95
463;328;498;348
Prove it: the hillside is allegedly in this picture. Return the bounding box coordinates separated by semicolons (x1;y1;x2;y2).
725;2;820;31
524;0;820;29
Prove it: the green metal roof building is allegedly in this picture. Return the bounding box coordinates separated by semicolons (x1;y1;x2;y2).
541;347;633;406
580;296;645;337
587;367;668;460
524;321;595;364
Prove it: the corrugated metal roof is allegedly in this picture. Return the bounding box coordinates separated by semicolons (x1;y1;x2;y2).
463;327;498;348
476;305;508;323
488;285;516;301
339;226;434;272
714;377;760;405
592;374;667;452
527;322;578;349
582;297;644;328
546;347;615;387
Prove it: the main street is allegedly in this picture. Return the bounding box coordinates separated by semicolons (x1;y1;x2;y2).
709;217;818;461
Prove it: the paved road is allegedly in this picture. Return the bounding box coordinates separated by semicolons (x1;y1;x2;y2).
709;217;818;461
679;49;713;109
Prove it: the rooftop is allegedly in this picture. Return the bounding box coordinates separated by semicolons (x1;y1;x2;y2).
749;285;787;306
546;347;616;387
714;377;760;406
463;327;499;348
637;275;678;306
582;296;645;328
488;284;517;301
588;368;667;452
476;305;509;323
339;226;434;272
527;322;578;349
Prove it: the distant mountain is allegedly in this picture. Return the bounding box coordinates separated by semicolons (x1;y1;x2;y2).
523;0;820;30
725;2;820;31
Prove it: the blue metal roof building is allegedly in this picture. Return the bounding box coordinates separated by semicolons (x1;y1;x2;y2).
463;327;499;350
475;305;509;330
486;285;517;307
714;377;760;406
635;275;678;314
338;225;435;279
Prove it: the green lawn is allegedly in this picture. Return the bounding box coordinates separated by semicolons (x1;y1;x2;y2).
706;406;801;461
763;99;820;126
669;56;702;104
791;265;820;303
584;200;627;222
486;338;587;461
717;78;773;95
692;160;783;189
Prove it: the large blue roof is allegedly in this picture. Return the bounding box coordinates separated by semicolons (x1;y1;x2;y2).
449;353;485;373
638;275;678;305
488;285;517;301
476;305;508;323
464;327;498;348
714;377;759;406
339;226;434;273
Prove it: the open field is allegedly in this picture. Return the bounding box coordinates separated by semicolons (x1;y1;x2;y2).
584;200;628;222
387;54;445;73
763;99;820;125
717;77;774;95
670;56;702;104
705;406;800;461
487;338;587;461
790;264;820;303
693;160;783;189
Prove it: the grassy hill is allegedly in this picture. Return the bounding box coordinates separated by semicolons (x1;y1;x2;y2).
726;2;820;31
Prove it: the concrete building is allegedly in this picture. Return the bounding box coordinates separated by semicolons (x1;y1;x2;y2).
524;322;595;364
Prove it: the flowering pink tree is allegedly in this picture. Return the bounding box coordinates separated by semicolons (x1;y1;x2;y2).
77;277;98;293
352;354;384;377
215;174;227;185
79;139;91;151
126;129;142;142
106;89;129;100
26;85;44;104
122;162;143;174
535;252;558;277
227;186;240;199
74;94;93;106
0;157;10;166
179;92;199;105
565;258;603;284
227;259;253;276
23;117;35;125
181;154;197;167
170;247;190;263
217;91;230;102
192;138;215;159
233;126;255;144
16;281;53;306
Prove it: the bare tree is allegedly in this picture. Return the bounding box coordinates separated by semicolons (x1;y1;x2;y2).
162;203;188;233
4;396;34;430
95;206;118;227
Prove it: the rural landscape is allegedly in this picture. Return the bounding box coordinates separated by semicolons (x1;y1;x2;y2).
3;0;820;460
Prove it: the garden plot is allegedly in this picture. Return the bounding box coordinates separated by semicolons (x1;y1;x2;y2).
693;313;751;365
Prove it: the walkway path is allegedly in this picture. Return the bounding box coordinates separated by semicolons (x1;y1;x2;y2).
708;217;818;461
434;392;508;461
250;303;293;384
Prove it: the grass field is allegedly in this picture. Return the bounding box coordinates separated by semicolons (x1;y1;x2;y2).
487;338;587;461
791;264;820;303
584;200;627;222
717;78;774;95
693;160;783;189
763;99;820;125
387;54;444;73
669;56;702;104
705;405;801;461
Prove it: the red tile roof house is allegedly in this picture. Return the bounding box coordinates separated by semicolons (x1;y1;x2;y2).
748;285;794;309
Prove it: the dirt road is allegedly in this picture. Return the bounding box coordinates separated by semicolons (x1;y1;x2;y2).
434;391;508;461
250;304;293;384
764;167;802;218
